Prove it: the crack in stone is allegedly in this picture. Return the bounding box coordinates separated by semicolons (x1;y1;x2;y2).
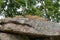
0;21;32;27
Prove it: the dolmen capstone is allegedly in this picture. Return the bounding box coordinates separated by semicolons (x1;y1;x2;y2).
0;17;60;40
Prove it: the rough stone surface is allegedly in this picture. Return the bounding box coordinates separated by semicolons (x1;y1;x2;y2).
0;23;41;36
0;32;30;40
0;17;60;36
0;17;60;40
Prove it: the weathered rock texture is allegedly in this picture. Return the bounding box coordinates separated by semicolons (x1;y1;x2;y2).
0;32;30;40
0;17;60;40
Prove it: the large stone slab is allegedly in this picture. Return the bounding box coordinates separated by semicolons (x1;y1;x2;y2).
0;17;60;36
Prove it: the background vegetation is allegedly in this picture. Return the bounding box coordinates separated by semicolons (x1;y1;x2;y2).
0;0;60;22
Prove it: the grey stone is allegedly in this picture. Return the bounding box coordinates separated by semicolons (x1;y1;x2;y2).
0;17;60;36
